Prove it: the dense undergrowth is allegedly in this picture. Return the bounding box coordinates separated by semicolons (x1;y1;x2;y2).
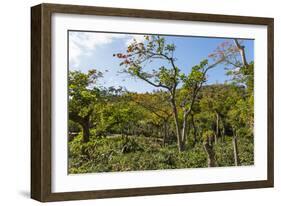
68;133;254;174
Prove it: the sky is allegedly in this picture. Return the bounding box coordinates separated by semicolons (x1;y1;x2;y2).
68;31;254;93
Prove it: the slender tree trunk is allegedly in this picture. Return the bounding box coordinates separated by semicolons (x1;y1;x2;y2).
215;112;219;144
221;118;225;142
170;98;183;152
203;139;216;167
191;113;197;144
163;121;168;146
232;129;240;166
181;109;189;148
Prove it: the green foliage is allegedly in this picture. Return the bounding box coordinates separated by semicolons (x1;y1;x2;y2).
68;36;254;173
214;136;254;166
202;130;215;142
69;69;102;117
69;134;253;173
181;60;208;94
226;62;254;94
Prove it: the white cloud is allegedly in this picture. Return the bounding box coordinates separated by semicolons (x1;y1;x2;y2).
69;32;147;68
125;34;146;46
69;32;126;67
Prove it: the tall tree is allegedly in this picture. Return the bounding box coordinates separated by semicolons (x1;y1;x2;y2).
115;35;224;151
68;69;102;143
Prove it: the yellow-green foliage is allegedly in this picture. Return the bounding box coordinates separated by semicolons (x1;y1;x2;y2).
68;133;253;174
202;130;215;142
68;36;254;174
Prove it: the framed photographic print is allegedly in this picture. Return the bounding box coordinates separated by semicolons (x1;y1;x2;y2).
31;3;274;202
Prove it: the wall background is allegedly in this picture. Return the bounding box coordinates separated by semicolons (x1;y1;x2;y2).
0;0;279;205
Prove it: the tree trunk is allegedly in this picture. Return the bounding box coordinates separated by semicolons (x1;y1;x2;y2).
215;112;219;144
203;140;216;167
162;121;168;146
170;98;184;152
221;119;225;142
69;112;91;143
181;109;189;148
234;39;248;67
191;114;197;144
232;131;240;166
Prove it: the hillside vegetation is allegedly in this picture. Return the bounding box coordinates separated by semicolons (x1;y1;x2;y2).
68;35;254;173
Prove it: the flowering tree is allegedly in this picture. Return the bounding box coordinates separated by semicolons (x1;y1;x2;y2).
114;35;225;152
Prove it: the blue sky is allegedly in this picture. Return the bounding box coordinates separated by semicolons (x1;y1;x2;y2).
69;31;254;93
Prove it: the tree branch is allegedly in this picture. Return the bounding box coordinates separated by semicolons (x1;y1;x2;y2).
136;74;171;90
181;58;224;110
233;39;248;66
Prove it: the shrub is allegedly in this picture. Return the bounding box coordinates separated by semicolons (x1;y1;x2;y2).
68;134;254;174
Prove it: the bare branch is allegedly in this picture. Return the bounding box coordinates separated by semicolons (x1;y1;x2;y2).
233;39;248;66
136;73;171;90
